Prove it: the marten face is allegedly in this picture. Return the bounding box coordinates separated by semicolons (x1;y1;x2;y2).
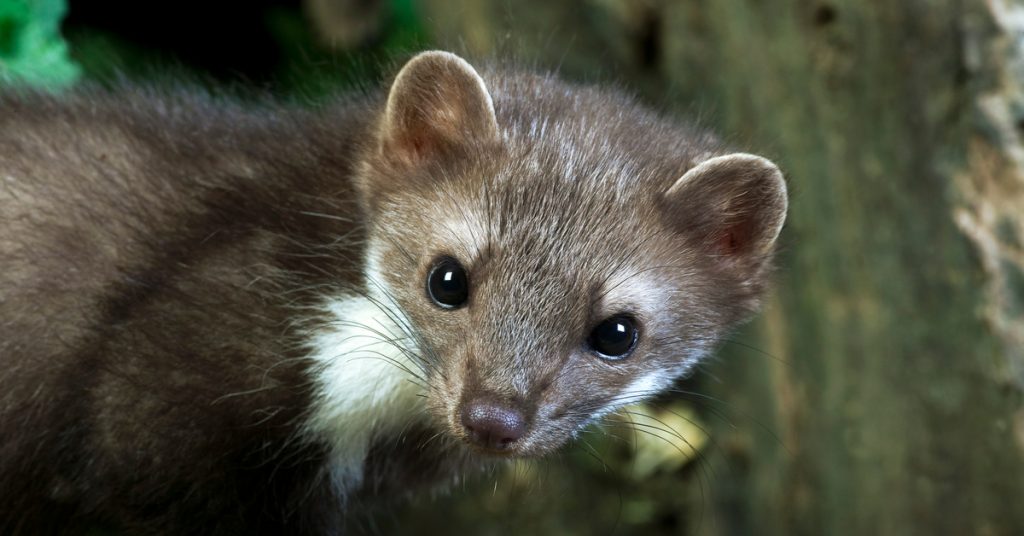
367;168;716;457
353;52;787;459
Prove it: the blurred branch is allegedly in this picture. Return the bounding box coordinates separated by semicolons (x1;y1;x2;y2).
303;0;389;49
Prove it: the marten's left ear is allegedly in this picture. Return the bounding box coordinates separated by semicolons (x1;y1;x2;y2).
661;153;788;271
378;51;500;165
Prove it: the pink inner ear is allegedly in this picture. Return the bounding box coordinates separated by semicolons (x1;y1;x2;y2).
719;231;739;255
716;220;753;256
402;135;429;159
385;104;473;165
388;129;438;164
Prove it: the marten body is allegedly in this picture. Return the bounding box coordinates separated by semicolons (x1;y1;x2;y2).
0;52;787;534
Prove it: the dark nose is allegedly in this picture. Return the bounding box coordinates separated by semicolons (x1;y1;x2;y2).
460;399;528;450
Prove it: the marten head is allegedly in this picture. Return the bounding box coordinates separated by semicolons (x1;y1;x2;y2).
353;51;787;458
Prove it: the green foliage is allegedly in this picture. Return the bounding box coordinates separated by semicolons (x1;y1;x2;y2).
0;0;79;89
62;0;427;101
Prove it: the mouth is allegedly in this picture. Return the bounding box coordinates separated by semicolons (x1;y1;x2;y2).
449;426;526;457
465;445;521;458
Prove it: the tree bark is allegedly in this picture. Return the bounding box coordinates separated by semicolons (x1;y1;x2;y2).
410;1;1024;534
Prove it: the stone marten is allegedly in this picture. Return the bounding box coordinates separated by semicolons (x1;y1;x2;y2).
0;51;787;534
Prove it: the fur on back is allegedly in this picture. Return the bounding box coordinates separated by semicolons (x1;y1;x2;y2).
0;87;375;533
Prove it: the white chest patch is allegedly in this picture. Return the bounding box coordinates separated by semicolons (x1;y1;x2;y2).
304;291;424;496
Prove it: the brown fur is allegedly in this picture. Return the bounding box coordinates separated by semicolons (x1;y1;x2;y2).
0;88;370;533
0;52;786;534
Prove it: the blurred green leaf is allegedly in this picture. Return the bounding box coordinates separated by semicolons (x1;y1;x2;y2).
618;403;708;481
0;0;79;89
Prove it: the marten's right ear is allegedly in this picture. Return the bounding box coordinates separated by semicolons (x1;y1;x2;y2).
377;51;500;166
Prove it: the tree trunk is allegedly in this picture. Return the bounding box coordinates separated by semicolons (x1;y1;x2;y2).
410;1;1024;534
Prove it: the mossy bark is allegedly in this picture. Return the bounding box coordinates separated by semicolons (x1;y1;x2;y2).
410;1;1024;534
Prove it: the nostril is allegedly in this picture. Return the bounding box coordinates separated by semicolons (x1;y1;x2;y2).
459;398;527;450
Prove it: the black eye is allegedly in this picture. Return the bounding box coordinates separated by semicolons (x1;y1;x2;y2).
427;257;469;309
588;315;639;360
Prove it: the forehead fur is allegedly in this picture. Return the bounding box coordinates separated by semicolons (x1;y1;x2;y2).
484;71;721;195
376;70;724;245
